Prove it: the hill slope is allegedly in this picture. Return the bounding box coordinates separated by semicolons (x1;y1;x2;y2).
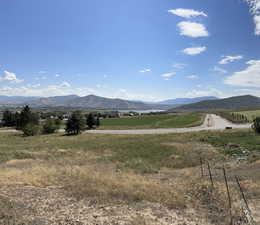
170;95;260;112
156;96;218;105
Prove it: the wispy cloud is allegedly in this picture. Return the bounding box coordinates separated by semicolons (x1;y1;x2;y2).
0;71;23;83
161;72;175;80
187;75;199;79
213;66;227;74
177;21;209;38
168;8;207;18
139;68;151;73
219;55;243;64
185;88;223;98
172;63;187;69
246;0;260;35
161;72;175;78
182;46;207;55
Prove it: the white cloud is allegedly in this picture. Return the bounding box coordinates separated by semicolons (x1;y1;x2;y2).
172;63;187;69
246;0;260;35
109;89;160;101
213;66;227;74
0;82;160;101
219;55;243;64
55;74;60;77
185;88;223;98
27;83;41;88
139;68;151;73
254;15;260;35
224;60;260;87
0;71;23;83
182;46;207;55
48;81;71;90
0;83;95;97
187;75;199;79
177;21;209;38
168;8;207;18
161;72;175;78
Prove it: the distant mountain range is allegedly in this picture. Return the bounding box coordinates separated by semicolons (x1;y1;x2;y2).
153;96;218;105
2;94;258;111
0;95;171;110
170;95;260;112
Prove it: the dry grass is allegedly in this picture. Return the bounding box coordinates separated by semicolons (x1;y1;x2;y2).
130;215;148;225
0;162;187;209
1;130;260;224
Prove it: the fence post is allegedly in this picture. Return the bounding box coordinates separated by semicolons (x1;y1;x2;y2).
207;161;214;188
235;176;255;224
200;157;204;177
223;167;233;225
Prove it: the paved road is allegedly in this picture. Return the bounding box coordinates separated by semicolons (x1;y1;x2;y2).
85;114;252;135
0;114;252;135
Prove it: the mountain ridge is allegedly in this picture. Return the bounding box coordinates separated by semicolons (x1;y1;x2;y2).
170;95;260;112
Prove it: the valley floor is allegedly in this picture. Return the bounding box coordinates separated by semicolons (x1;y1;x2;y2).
87;114;252;134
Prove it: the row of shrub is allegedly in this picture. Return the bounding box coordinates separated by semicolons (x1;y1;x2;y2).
217;111;249;124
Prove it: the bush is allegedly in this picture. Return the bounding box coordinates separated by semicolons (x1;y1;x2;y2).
22;123;41;136
252;117;260;134
42;118;60;134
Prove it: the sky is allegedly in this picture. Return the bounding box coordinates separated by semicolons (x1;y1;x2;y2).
0;0;260;101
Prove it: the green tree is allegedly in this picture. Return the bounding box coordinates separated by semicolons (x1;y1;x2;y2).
15;106;40;136
86;113;96;129
66;111;85;135
2;110;16;127
96;116;100;127
17;105;39;129
252;117;260;134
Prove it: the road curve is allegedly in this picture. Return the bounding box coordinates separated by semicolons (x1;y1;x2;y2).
85;114;252;135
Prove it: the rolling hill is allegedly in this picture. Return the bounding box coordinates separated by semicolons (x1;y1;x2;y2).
170;95;260;112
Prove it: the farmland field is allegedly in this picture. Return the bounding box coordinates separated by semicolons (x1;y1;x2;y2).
99;113;204;129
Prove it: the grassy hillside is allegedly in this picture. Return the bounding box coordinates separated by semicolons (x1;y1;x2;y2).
1;130;260;224
171;95;260;112
100;113;204;129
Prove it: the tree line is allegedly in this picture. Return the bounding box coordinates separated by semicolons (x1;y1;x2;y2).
1;106;100;136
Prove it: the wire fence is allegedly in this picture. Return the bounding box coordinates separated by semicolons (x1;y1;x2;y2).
200;157;257;225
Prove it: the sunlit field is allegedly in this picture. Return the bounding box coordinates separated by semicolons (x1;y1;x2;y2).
99;113;204;129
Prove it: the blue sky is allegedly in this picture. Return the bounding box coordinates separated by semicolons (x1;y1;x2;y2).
0;0;260;101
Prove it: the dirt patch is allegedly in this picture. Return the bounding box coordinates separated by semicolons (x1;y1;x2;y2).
0;185;212;225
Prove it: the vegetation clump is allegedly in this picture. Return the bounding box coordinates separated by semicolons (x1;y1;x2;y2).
65;111;85;135
42;118;61;134
252;117;260;134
